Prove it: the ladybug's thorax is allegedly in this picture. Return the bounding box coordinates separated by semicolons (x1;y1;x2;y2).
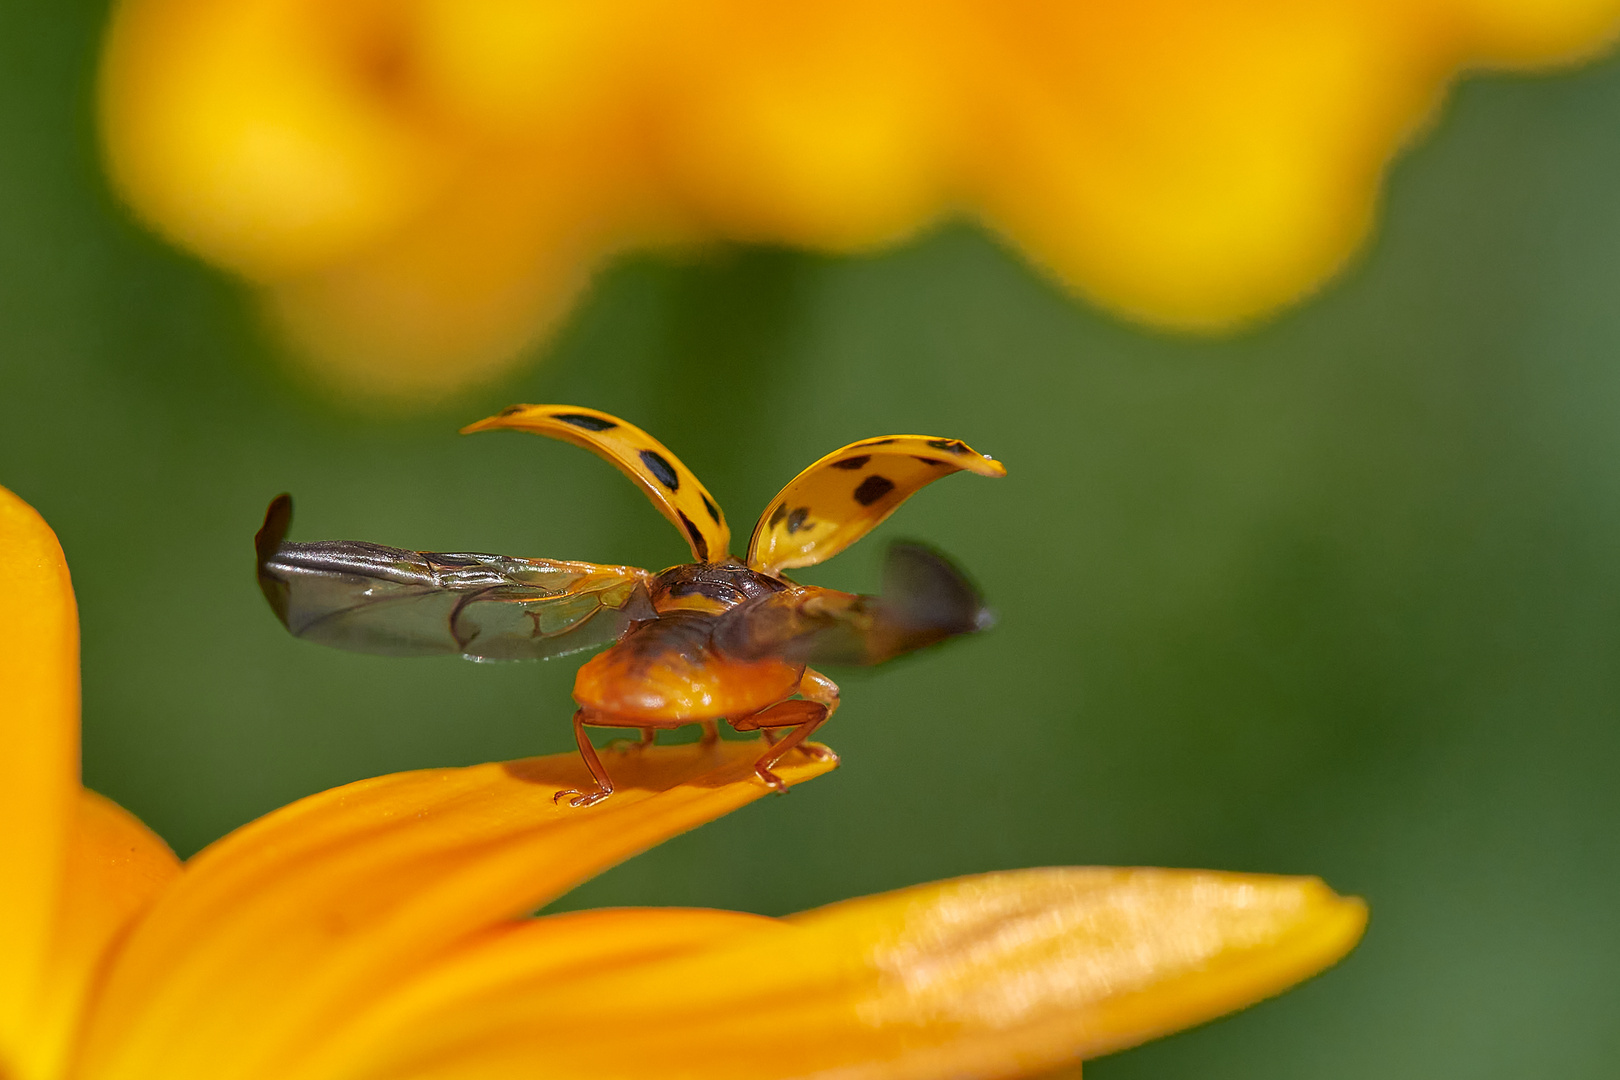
648;559;786;615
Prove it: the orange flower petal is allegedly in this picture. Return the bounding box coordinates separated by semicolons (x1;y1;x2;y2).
283;867;1365;1080
75;739;836;1080
0;486;80;1066
295;907;782;1080
24;790;179;1080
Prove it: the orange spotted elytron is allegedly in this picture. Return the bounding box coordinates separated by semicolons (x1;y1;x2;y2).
255;405;1006;807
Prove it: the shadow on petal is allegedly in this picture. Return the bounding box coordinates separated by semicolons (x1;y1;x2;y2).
75;739;835;1080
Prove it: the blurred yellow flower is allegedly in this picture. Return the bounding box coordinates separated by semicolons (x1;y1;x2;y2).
97;1;1620;401
3;483;1365;1079
98;1;1620;400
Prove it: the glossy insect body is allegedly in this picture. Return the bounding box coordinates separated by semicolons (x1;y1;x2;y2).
257;405;1005;806
574;608;802;722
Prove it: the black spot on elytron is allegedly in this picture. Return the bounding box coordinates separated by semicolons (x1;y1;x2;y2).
860;438;898;447
831;455;870;470
768;503;788;529
854;475;895;506
639;449;680;490
700;491;722;525
552;412;618;431
926;438;970;455
912;456;948;467
677;510;709;561
786;507;813;533
498;404;526;417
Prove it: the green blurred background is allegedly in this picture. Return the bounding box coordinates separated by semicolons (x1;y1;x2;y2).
5;4;1620;1078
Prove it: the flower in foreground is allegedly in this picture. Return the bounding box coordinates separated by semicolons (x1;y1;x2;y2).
98;0;1620;399
1;483;1366;1080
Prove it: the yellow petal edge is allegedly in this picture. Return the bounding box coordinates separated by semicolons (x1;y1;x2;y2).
25;791;179;1080
0;486;80;1067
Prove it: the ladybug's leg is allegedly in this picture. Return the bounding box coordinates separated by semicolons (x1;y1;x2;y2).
734;669;843;792
733;702;826;793
699;720;720;746
554;707;629;809
799;668;839;706
797;668;840;758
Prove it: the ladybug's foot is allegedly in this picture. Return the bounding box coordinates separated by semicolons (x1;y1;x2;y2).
553;786;612;809
753;765;790;795
565;709;621;809
797;743;839;763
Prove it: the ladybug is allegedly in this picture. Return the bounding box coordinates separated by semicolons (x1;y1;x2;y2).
255;405;1005;806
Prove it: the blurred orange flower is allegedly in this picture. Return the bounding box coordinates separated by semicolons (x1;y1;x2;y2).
2;484;1365;1078
98;1;1620;400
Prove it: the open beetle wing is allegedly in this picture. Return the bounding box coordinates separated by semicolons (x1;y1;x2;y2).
714;541;991;666
255;495;653;661
746;435;1005;575
461;405;730;563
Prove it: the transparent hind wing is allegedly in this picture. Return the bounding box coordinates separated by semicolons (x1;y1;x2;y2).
255;495;652;661
713;542;990;667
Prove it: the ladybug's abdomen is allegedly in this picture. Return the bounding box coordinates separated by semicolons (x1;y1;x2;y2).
572;610;802;723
